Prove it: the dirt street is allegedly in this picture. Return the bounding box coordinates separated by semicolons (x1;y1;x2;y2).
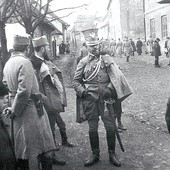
53;54;170;170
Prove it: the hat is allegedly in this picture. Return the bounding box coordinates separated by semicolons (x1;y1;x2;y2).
156;38;160;41
82;28;102;46
32;36;49;48
13;35;30;46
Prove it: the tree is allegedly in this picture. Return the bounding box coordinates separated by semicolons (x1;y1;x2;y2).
14;0;86;54
0;0;19;80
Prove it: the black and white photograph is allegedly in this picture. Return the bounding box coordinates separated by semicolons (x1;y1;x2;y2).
0;0;170;169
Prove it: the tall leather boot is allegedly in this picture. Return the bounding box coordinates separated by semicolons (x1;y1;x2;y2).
39;153;53;170
84;131;100;167
52;150;66;166
60;130;74;147
106;130;121;167
17;159;29;170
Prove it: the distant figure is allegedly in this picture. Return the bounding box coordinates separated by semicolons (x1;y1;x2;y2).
147;36;154;55
136;38;143;55
65;41;70;54
110;39;116;56
101;39;110;55
164;37;169;58
116;38;123;57
129;38;136;56
123;37;132;62
77;42;89;64
59;41;65;54
153;38;161;68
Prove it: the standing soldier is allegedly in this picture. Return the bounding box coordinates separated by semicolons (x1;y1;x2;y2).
65;40;70;54
123;37;132;62
129;38;136;56
59;41;65;54
147;35;154;55
110;38;116;57
31;36;74;149
136;38;143;56
153;38;161;68
116;38;123;57
73;28;133;167
3;35;57;169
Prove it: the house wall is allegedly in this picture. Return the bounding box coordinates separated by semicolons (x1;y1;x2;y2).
103;0;144;42
109;0;122;40
145;0;170;47
120;0;144;40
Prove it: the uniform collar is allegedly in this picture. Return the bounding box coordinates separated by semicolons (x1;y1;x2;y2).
35;54;44;61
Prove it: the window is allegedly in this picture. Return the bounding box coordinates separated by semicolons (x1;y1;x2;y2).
150;19;156;38
161;15;168;38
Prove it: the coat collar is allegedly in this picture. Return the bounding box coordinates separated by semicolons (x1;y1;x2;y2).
11;52;27;58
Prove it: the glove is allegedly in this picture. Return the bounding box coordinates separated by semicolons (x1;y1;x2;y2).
101;88;112;100
82;90;92;100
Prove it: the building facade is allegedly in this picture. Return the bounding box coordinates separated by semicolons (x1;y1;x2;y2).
145;0;170;47
99;0;144;41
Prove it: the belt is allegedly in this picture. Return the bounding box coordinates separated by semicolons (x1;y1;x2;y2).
84;82;109;85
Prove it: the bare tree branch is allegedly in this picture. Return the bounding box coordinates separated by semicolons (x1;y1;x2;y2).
47;11;76;22
13;13;25;27
5;0;19;22
32;0;51;30
52;4;87;13
0;1;5;9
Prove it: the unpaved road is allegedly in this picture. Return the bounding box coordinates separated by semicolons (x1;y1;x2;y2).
52;54;170;170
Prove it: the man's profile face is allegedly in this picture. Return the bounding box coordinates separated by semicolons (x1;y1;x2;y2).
43;45;51;60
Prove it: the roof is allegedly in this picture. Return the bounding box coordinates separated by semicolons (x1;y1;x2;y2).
47;9;70;29
157;0;170;3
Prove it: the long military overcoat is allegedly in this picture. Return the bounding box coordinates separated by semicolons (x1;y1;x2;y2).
3;52;56;163
73;54;133;123
30;55;67;113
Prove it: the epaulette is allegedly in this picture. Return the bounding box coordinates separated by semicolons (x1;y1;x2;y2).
101;54;115;67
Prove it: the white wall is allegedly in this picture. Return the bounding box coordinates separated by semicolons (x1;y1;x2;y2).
109;0;122;40
6;23;27;50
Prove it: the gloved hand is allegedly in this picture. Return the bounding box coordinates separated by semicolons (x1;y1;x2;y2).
82;90;92;100
101;88;112;100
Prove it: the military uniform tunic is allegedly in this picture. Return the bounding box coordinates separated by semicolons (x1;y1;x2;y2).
73;54;115;131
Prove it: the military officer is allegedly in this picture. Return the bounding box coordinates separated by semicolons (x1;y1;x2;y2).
73;28;133;167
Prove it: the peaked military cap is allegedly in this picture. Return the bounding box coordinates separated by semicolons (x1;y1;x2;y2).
32;36;49;48
82;28;102;46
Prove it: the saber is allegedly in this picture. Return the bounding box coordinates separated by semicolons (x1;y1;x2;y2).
105;99;125;152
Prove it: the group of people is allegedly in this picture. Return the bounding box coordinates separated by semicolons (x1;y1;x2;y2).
0;35;73;170
59;40;70;54
0;31;134;169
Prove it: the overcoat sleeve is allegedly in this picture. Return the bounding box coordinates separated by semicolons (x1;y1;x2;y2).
73;58;87;97
12;60;34;116
102;54;133;101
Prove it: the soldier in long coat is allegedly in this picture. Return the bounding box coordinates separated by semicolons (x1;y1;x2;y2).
73;30;133;167
136;38;143;55
123;37;132;62
31;36;73;150
153;38;161;68
3;35;56;170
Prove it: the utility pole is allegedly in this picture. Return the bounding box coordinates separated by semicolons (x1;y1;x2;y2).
143;0;146;41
